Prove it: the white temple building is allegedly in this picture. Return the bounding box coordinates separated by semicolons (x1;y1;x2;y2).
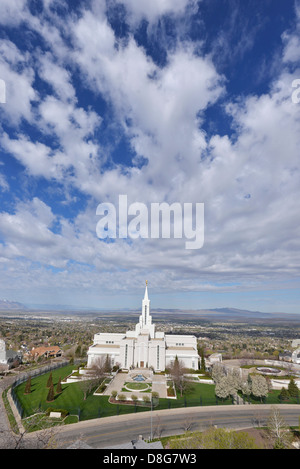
87;282;199;372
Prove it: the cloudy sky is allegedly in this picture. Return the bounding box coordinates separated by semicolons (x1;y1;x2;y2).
0;0;299;313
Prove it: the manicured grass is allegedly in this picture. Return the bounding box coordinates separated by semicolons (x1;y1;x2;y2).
246;389;299;405
14;365;153;420
14;365;299;424
124;382;149;391
157;382;233;410
15;366;231;421
122;382;151;392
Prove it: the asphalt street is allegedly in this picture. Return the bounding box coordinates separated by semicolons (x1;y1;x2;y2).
52;404;300;448
1;371;300;449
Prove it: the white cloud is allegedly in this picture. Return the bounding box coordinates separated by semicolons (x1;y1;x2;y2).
0;173;9;192
115;0;197;25
37;52;76;103
282;1;300;64
0;40;37;125
0;0;28;26
72;10;225;192
0;2;299;306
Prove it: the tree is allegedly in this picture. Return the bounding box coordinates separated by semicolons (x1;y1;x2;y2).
267;407;292;449
199;348;206;373
241;382;251;399
215;376;231;401
226;369;242;395
211;363;226;384
0;408;59;449
214;369;242;401
46;372;53;388
169;356;188;397
288;377;299;398
279;387;289;401
46;383;55;402
249;374;268;402
24;376;31;395
142;394;150;404
90;356;107;384
104;354;112;373
75;344;82;357
79;378;96;401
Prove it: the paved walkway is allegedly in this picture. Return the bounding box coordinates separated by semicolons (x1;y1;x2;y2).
151;374;167;398
104;370;168;399
0;374;23;448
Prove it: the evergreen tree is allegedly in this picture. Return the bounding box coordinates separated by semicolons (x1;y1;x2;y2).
279;387;289;401
200;348;206;373
46;372;53;388
104;354;111;373
288;377;299;398
24;376;31;395
46;383;55;402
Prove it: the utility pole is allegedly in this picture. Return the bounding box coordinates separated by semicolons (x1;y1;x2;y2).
150;395;153;441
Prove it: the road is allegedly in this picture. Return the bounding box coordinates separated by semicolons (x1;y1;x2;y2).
2;371;300;449
51;404;300;448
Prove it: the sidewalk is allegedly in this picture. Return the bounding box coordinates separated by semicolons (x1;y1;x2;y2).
104;370;168;399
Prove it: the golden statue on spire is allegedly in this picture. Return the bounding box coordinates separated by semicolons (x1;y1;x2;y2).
146;280;148;286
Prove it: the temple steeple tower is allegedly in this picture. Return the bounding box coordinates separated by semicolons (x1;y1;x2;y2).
142;280;150;327
135;281;155;338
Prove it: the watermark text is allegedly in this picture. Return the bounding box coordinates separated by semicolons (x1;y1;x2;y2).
96;195;204;250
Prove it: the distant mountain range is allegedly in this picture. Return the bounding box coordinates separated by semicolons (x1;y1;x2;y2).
0;299;27;310
0;299;299;322
151;307;300;322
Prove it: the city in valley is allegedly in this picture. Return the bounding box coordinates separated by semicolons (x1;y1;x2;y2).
0;292;300;450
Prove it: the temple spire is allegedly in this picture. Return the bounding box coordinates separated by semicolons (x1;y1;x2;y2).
144;280;149;301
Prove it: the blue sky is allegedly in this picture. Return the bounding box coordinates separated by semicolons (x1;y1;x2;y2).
0;0;299;313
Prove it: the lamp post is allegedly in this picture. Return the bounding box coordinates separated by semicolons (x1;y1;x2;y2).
150;395;153;441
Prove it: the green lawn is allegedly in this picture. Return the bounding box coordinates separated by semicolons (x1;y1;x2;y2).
245;389;300;405
122;382;151;392
14;365;154;420
13;365;299;424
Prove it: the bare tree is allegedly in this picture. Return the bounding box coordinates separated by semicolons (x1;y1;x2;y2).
153;415;164;439
78;378;96;400
266;406;292;449
181;414;195;433
90;356;107;383
0;410;60;449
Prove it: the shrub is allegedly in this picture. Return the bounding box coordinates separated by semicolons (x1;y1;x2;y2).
46;372;53;388
288;378;299;398
279;387;289;401
46;383;55;402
